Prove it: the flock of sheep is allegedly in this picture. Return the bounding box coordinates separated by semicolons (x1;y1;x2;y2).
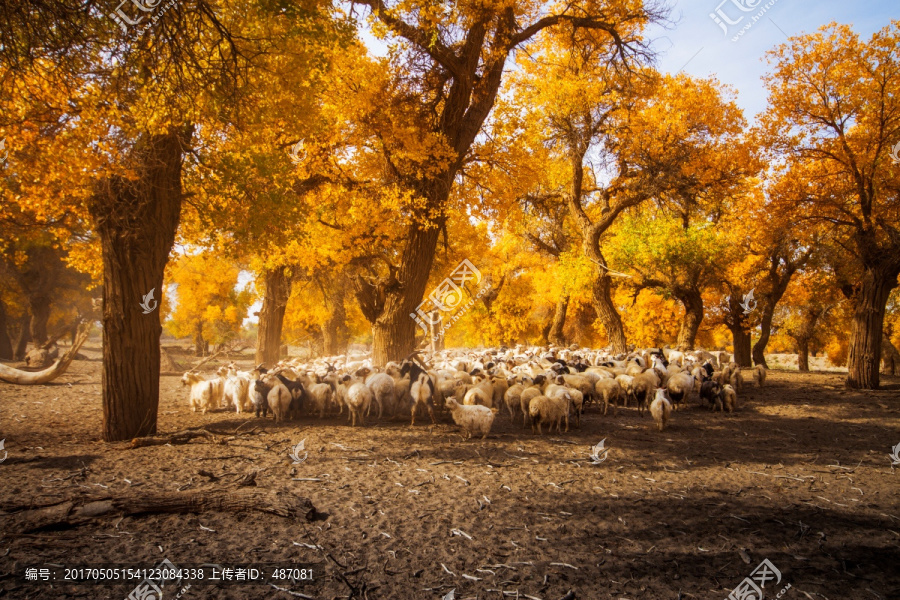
180;346;767;438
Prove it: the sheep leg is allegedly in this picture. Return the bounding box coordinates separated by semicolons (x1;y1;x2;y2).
426;403;437;426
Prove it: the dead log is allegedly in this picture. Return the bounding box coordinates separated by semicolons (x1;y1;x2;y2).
0;322;91;385
9;489;319;532
130;428;218;448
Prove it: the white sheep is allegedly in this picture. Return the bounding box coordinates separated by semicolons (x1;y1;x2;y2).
730;369;744;393
519;386;542;427
754;365;767;387
649;388;672;432
409;373;437;426
365;372;396;418
346;382;372;427
504;383;525;420
666;372;694;411
463;376;494;408
222;367;252;413
307;382;334;418
632;370;659;416
529;394;568;435
182;372;224;414
445;398;497;440
721;384;737;413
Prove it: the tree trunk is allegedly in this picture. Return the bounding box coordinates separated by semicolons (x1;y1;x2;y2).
797;337;810;372
89;128;191;442
752;301;775;368
591;269;627;353
846;269;896;389
0;299;12;359
731;327;752;367
675;289;703;351
321;277;349;356
372;220;442;366
548;295;569;346
882;336;900;376
255;266;291;366
13;314;30;360
193;321;205;357
29;294;51;346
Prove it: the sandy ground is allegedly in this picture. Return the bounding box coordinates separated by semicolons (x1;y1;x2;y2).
1;346;899;600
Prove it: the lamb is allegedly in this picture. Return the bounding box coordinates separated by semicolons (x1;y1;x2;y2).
594;377;621;415
346;382;373;427
306;382;334;418
754;365;767;387
182;371;224;414
504;383;525;420
529;394;568;435
666;372;695;411
491;375;510;408
445;398;497;440
721;384;737;413
568;388;584;428
615;374;635;408
649;388;672;432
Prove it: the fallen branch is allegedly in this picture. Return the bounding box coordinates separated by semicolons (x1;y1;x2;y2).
130;429;219;448
8;489;319;533
0;322;92;385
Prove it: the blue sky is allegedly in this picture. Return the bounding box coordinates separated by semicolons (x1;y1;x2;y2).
646;0;897;120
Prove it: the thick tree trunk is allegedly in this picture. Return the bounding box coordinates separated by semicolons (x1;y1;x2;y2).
29;295;51;346
548;295;569;346
13;314;30;360
675;289;703;351
731;327;752;367
89;128;190;442
372;221;442;366
255;266;292;366
882;336;900;376
591;270;627;354
846;269;896;389
321;277;349;356
797;337;810;372
0;299;12;359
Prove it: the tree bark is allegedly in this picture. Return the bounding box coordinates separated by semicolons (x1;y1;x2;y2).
731;327;752;367
29;294;51;346
846;268;896;389
193;321;205;357
0;299;12;359
882;336;900;376
89;128;191;442
591;269;627;353
13;314;31;360
797;337;810;372
321;276;349;356
548;295;569;346
752;302;776;368
255;266;292;366
372;221;441;365
675;288;703;351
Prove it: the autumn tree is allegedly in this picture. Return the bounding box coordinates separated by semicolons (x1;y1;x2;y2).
342;0;664;364
762;21;900;388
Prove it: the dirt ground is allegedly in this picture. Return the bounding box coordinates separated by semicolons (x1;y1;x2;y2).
1;345;899;600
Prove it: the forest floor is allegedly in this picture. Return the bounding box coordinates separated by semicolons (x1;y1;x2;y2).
1;345;899;600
